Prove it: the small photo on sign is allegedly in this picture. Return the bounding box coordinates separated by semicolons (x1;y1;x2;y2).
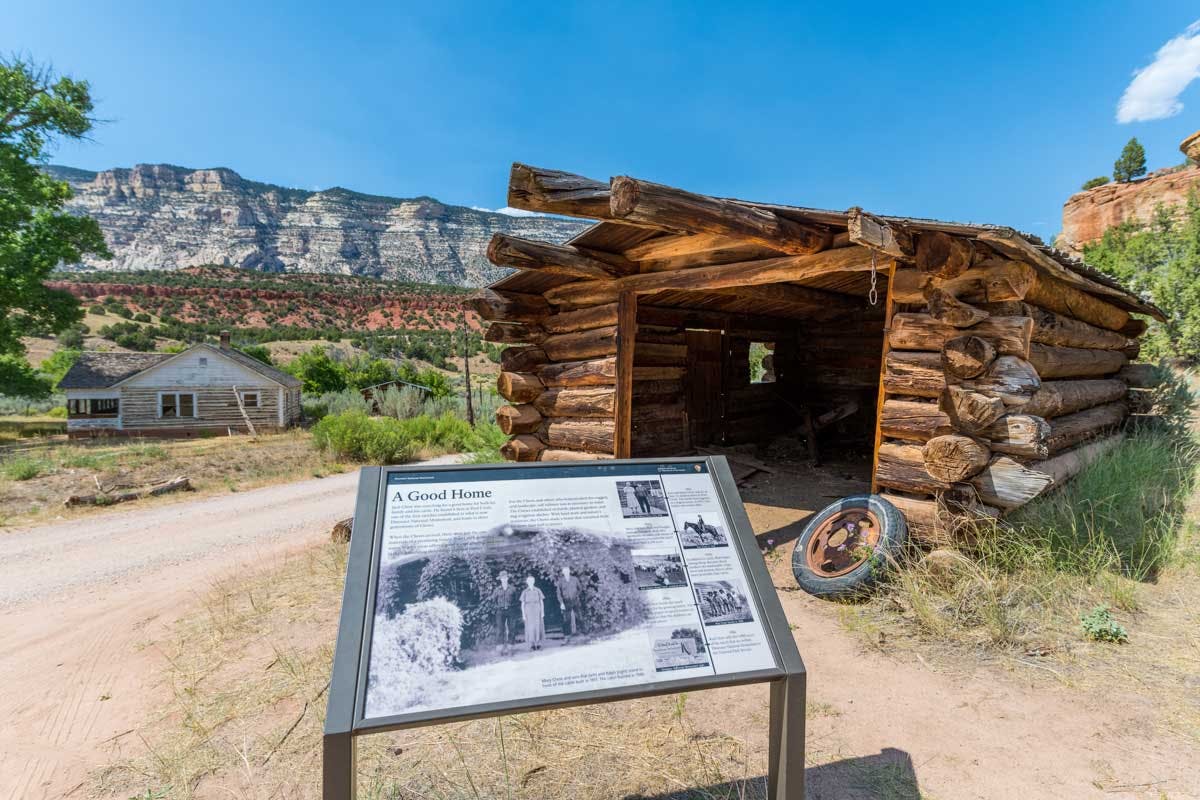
633;551;687;590
695;580;754;626
615;480;670;519
678;513;729;549
650;626;710;672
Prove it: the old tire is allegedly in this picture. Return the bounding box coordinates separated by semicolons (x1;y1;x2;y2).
791;494;906;600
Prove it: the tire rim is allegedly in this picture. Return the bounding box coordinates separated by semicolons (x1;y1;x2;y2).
805;508;881;578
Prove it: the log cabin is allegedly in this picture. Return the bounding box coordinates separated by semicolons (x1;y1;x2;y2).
477;163;1166;544
58;331;303;438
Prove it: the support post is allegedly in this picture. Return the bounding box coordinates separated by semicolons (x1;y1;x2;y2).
768;673;807;800
614;291;637;458
870;260;898;493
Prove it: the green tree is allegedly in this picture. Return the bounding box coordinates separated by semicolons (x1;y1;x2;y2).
1081;176;1110;191
39;347;80;385
1113;137;1147;183
1084;194;1200;361
286;346;348;393
0;355;51;398
240;344;274;366
0;56;110;393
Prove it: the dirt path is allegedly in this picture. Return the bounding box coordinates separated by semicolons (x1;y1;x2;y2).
0;459;459;800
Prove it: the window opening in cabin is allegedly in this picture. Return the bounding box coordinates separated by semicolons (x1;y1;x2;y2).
160;392;197;418
241;391;259;408
750;342;775;384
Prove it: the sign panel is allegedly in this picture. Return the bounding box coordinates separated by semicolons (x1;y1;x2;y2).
357;460;781;726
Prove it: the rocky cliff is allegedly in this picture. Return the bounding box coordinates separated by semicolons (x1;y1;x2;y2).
48;164;590;286
1060;130;1200;253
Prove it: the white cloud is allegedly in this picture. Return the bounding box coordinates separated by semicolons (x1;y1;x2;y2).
1117;20;1200;123
470;205;547;217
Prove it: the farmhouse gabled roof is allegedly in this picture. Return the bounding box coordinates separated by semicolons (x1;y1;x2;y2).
57;344;302;390
57;351;173;389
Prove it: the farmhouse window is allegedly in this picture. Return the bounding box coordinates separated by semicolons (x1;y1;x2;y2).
241;391;259;408
199;357;208;367
68;398;119;417
159;392;197;418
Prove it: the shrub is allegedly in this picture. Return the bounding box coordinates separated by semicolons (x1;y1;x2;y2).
2;455;49;481
46;406;67;418
366;598;464;714
376;386;426;419
88;304;106;315
311;412;417;463
1081;176;1110;191
1080;605;1128;643
133;312;152;323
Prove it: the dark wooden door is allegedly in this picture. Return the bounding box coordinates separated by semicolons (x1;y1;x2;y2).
686;330;725;446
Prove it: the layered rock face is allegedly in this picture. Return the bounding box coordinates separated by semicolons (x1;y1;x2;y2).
50;164;589;286
1060;130;1200;253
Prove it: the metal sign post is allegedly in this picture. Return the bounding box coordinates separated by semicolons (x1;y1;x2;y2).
323;457;805;799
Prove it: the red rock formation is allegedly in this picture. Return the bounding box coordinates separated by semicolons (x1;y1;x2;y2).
1060;129;1200;253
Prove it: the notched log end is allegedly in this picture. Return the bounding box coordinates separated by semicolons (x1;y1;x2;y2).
609;175;640;217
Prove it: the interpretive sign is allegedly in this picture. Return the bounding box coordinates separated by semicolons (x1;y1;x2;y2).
324;457;805;799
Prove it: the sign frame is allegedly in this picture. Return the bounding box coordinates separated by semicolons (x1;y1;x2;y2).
323;456;805;799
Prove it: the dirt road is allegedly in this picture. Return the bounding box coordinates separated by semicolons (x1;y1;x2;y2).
0;458;452;800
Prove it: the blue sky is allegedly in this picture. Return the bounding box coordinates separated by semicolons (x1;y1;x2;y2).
6;2;1200;237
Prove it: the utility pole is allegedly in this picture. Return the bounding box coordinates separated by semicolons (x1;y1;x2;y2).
462;321;475;426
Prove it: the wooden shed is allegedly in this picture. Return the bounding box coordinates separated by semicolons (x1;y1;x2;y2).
472;164;1165;541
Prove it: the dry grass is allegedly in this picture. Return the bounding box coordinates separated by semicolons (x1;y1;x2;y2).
95;542;772;800
0;430;347;527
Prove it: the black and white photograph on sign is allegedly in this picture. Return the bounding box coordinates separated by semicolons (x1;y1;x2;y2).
678;513;729;549
633;551;687;590
650;626;710;672
695;580;754;625
615;480;669;518
366;523;649;718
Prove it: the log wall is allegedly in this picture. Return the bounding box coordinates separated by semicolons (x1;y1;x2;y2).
874;257;1147;544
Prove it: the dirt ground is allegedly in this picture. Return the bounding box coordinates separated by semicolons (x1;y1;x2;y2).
4;451;1198;800
0;430;344;527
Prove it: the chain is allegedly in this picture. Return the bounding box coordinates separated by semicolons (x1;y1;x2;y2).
868;250;879;306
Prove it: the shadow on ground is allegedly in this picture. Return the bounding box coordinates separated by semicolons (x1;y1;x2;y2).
622;747;921;800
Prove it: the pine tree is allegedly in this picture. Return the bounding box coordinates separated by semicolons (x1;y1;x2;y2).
1113;137;1147;183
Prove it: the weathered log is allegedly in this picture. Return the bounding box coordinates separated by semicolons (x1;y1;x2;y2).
1116;363;1160;388
536;357;684;387
922;435;991;483
541;325;618;361
633;379;685;398
883;351;945;398
507;163;613;220
880;493;955;546
1021;379;1127;419
880;400;954;443
939;385;1006;432
468;289;550;323
980;300;1128;350
500;345;548;373
891;259;1036;304
544;419;615;453
64;475;192;507
545;248;877;307
889;314;1032;358
916;231;976;279
485;322;545;345
500;434;545;462
487;233;634;280
970;456;1055;511
957;356;1041;404
534;387;616;418
609;175;831;255
1024;273;1130;332
926;287;989;328
495;404;542;435
1027;344;1126;379
624;232;759;261
542;303;619;334
847;207;914;259
875;442;954;494
1046;402;1126;454
981;414;1050;458
540;449;615;462
941;335;997;379
497;371;544;403
636;342;688;365
1040;434;1124;485
1119;318;1149;338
